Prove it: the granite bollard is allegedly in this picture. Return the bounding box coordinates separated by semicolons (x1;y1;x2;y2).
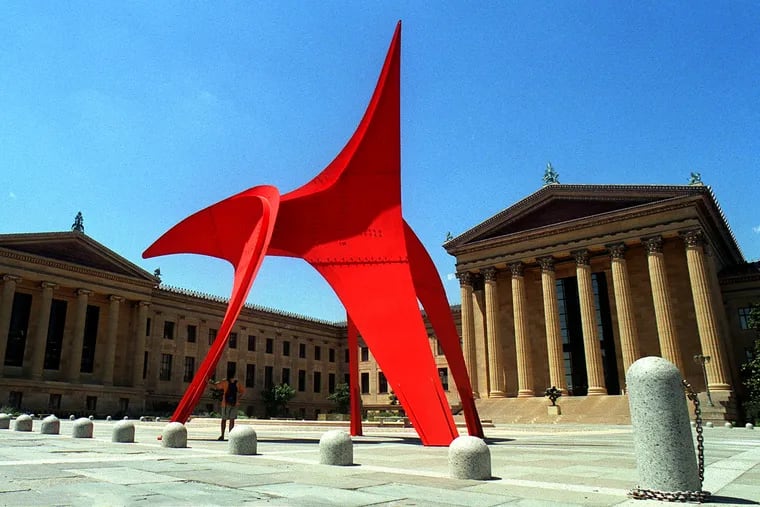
319;430;353;465
41;415;60;435
72;417;94;438
14;414;33;432
112;420;136;443
626;356;700;494
161;422;187;448
228;425;257;455
0;413;10;429
448;435;492;480
747;423;755;430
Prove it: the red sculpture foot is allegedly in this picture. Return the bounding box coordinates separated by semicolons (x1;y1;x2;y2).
144;22;483;446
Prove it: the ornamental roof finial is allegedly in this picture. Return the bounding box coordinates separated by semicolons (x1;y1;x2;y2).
542;162;560;186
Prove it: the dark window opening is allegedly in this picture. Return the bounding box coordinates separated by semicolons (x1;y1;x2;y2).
163;320;175;339
378;371;388;393
314;346;321;361
361;372;370;394
329;348;335;362
159;354;172;381
248;335;256;351
226;361;236;379
208;328;217;345
313;371;322;393
438;367;449;391
86;395;97;412
328;372;336;393
281;367;290;386
229;332;237;349
4;292;32;367
43;299;68;370
186;325;197;343
184;356;195;382
360;347;369;362
298;369;306;391
49;393;61;410
299;343;306;358
283;341;290;356
264;366;274;390
246;364;255;388
265;338;273;354
80;305;100;373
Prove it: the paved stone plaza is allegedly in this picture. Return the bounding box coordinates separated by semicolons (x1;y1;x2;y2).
0;418;758;506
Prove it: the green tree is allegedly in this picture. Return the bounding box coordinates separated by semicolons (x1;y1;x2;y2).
741;304;760;423
262;383;295;418
327;383;350;414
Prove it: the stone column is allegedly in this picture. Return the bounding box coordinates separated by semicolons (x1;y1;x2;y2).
573;250;606;395
643;236;684;373
67;289;92;381
510;262;534;397
30;282;57;380
101;295;124;385
133;301;150;387
538;257;567;393
682;230;731;391
457;272;479;398
482;268;505;397
608;244;641;375
0;275;21;372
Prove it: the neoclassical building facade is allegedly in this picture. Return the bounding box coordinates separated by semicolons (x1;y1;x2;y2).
445;183;759;419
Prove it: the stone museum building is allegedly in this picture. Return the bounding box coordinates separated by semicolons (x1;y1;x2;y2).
445;181;760;420
1;179;759;422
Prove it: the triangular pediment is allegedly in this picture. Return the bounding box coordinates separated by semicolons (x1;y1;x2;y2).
0;231;156;281
446;184;714;249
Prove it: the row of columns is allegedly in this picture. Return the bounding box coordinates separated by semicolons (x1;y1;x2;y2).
457;229;731;398
0;277;141;386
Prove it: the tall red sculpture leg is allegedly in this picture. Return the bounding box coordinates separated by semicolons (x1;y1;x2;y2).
348;315;363;437
143;23;482;445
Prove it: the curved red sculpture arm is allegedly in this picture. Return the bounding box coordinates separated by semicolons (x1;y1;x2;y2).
143;185;280;423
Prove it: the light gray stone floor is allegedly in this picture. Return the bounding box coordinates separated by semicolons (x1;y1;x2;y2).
0;418;757;506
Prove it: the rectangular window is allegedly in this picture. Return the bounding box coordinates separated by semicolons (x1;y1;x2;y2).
159;353;172;381
48;393;61;410
314;346;321;361
378;371;388;393
208;328;218;345
264;366;274;390
142;351;149;379
360;347;369;362
248;335;256;352
119;398;129;413
328;372;336;393
229;332;238;349
436;340;444;356
299;343;306;358
313;371;322;393
145;317;151;336
266;338;273;353
246;364;256;388
8;391;22;409
329;348;335;362
344;372;350;385
227;361;236;379
5;292;32;367
739;306;757;330
283;341;290;356
344;349;349;363
298;369;306;391
281;367;290;386
43;298;68;370
186;325;197;343
361;372;370;394
86;395;97;412
438;367;449;391
163;320;175;340
80;305;100;373
183;356;195;382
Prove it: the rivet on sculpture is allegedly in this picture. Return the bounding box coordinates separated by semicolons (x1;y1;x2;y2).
143;22;483;446
13;414;33;432
41;415;60;435
228;425;257;455
626;357;703;496
319;430;353;466
161;422;187;448
112;420;136;443
448;436;492;480
0;413;10;429
72;417;94;438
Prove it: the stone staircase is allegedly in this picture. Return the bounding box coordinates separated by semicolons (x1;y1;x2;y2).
474;395;632;425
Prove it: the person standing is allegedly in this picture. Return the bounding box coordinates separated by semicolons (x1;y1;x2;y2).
208;377;244;440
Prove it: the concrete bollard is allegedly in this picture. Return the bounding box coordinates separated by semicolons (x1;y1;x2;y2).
40;415;60;435
112;420;135;443
0;413;10;429
747;423;754;430
161;422;187;448
705;421;714;428
69;415;75;421
106;415;112;421
448;436;492;480
319;430;353;465
228;425;257;455
14;414;33;432
72;417;94;438
88;415;94;421
724;422;733;428
627;357;700;494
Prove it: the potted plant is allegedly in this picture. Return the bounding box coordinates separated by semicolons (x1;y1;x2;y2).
544;386;562;416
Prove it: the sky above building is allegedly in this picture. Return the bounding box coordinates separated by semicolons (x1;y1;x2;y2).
2;3;759;322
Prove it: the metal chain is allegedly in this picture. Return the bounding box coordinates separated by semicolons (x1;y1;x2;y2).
627;380;711;503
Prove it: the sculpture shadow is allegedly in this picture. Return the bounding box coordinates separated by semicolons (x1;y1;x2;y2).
707;496;758;505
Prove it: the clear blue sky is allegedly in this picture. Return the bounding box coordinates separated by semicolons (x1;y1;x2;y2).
2;3;759;322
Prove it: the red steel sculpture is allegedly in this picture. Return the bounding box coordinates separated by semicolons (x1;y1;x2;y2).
143;22;483;446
